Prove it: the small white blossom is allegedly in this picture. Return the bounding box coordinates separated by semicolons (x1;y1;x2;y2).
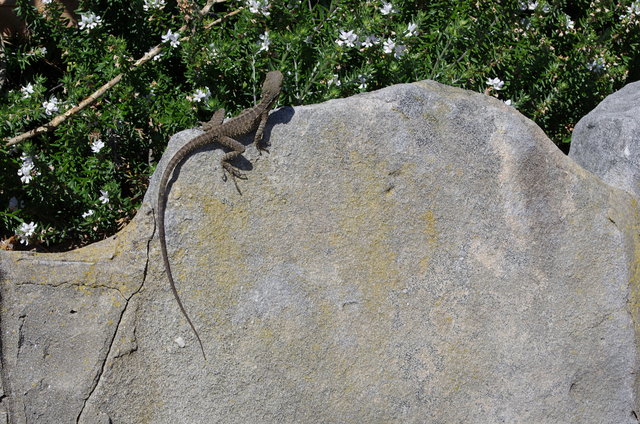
209;44;219;58
565;15;575;29
99;190;110;204
21;152;34;165
361;35;379;48
82;209;94;218
16;222;37;245
90;138;105;153
161;29;180;48
383;38;396;54
357;74;368;90
78;12;103;32
17;166;31;183
393;43;407;59
153;52;164;61
18;165;37;184
20;153;34;167
519;1;537;10
336;30;358;47
486;77;505;90
504;99;512;106
380;1;396;15
143;0;166;11
405;22;418;37
191;87;211;103
42;0;53;4
258;32;271;52
21;83;34;98
587;57;606;73
18;154;39;184
42;96;59;115
627;2;640;15
327;74;341;87
247;0;270;16
39;47;47;55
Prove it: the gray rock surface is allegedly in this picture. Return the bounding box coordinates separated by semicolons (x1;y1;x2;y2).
1;80;640;423
570;81;640;198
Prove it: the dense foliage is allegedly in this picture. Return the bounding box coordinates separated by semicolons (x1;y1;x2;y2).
1;0;638;250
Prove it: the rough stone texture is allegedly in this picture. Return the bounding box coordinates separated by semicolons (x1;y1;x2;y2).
570;81;640;198
1;80;639;423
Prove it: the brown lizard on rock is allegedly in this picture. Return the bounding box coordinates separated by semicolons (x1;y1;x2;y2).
157;70;283;360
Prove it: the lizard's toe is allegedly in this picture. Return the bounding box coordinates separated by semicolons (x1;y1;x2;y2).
222;164;247;180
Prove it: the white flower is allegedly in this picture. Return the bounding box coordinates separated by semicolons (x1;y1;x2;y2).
565;15;575;29
383;38;396;54
380;1;396;15
504;99;512;106
209;44;219;58
258;32;270;52
191;88;211;102
17;154;39;184
143;0;166;11
99;190;110;204
327;74;341;87
247;0;270;16
486;77;505;90
336;30;358;47
361;35;379;48
90;138;105;153
247;0;260;13
82;209;94;218
78;12;103;32
42;96;59;115
42;0;53;4
16;222;37;245
519;1;537;10
587;57;606;73
393;43;407;59
627;2;640;15
153;52;164;61
18;165;34;184
405;22;418;37
162;29;180;48
21;152;34;166
357;74;368;90
21;83;34;98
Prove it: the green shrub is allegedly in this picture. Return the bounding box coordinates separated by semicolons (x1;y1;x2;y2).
1;0;638;250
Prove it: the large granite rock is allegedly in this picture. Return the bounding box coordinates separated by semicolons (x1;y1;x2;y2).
1;80;639;423
570;81;640;198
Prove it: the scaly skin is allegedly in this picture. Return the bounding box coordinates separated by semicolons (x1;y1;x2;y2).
157;71;283;359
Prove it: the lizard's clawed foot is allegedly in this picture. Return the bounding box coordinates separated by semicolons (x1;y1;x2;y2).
222;166;246;194
222;163;247;181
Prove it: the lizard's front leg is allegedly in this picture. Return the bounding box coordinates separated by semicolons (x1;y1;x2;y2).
253;111;271;153
200;108;225;132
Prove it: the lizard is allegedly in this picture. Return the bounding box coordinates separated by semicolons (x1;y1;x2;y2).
157;70;283;360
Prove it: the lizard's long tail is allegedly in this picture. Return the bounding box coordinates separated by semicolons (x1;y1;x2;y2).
158;146;207;360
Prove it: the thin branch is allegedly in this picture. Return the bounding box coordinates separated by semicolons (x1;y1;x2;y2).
5;0;239;147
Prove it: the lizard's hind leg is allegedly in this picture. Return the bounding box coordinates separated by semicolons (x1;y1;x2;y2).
218;135;247;181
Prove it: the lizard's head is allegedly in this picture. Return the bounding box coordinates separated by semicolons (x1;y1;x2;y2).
262;70;283;101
